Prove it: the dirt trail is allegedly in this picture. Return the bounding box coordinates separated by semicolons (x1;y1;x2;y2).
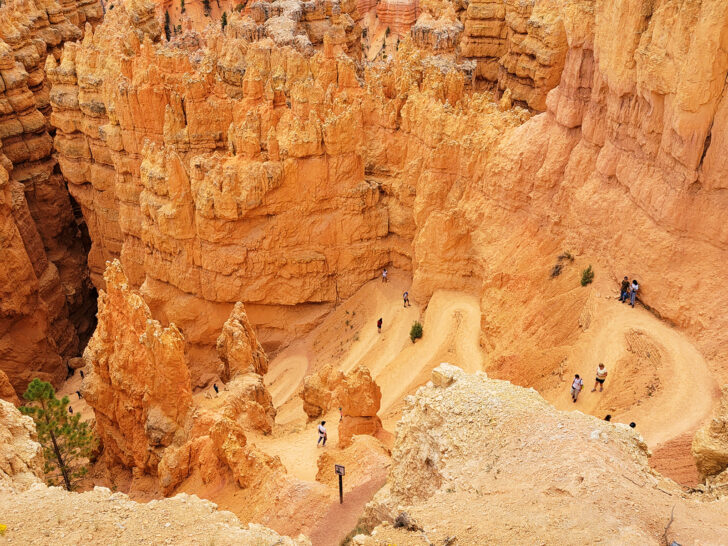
549;297;719;466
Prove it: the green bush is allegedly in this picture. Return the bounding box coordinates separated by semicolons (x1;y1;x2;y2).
581;265;594;286
409;321;423;343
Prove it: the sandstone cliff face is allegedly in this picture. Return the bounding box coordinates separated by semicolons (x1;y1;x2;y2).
693;387;728;482
458;0;566;110
0;0;102;396
83;259;193;473
359;365;728;544
0;398;44;491
300;363;345;419
49;0;511;378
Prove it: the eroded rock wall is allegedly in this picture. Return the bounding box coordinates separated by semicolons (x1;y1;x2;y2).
0;0;102;397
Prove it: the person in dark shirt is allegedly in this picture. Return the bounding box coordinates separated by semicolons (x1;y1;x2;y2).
619;276;630;303
377;318;382;333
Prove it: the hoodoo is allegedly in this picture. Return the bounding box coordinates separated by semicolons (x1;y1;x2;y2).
1;0;728;544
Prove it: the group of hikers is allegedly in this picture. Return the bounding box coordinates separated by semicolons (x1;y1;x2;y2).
619;276;640;307
570;363;608;403
376;269;411;334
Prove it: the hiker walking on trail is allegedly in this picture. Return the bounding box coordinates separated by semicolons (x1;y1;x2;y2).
592;363;608;392
213;383;219;394
317;421;327;447
377;317;382;333
571;374;584;403
382;268;388;283
629;279;639;308
403;291;411;308
619;276;630;303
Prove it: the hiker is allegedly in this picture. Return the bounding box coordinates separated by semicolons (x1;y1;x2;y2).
592;363;608;392
377;317;382;333
213;383;219;394
604;414;612;421
68;406;73;414
76;390;82;399
339;407;343;422
403;291;411;308
317;421;327;447
630;279;639;308
619;276;630;303
79;369;84;379
629;422;636;428
382;268;388;283
570;374;584;403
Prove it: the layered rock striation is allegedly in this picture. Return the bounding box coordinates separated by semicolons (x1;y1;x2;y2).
0;0;102;398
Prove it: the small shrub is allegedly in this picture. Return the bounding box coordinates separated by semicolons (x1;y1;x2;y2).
203;0;211;16
581;265;594;286
409;321;423;343
221;11;227;30
550;263;563;278
235;3;244;12
180;0;185;13
558;251;574;262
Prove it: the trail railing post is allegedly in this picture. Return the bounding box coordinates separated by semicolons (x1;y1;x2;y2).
335;464;345;504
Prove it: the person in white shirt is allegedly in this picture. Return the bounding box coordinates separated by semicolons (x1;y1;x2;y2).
592;363;608;392
382;268;388;283
571;374;584;403
630;279;639;308
317;421;327;447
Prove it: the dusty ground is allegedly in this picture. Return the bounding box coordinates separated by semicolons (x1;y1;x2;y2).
51;268;722;541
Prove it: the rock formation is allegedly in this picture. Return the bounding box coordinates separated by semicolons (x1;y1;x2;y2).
315;434;389;490
0;370;21;405
338;365;382;447
0;485;312;544
0;399;44;491
376;0;420;35
693;387;728;482
300;363;345;419
458;0;566;109
0;0;102;396
359;365;728;544
83;259;193;473
215;302;276;433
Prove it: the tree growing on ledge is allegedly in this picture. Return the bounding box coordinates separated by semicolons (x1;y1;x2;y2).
221;11;228;30
164;10;171;41
19;379;97;491
203;0;211;16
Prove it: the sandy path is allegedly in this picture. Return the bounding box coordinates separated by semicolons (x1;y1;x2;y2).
550;298;718;449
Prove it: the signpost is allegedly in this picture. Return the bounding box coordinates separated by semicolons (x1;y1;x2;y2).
335;464;345;504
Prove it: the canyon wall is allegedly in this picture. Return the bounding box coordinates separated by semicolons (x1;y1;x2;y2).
48;0;728;394
0;0;102;398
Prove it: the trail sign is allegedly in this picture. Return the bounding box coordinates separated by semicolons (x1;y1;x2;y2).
335;464;345;503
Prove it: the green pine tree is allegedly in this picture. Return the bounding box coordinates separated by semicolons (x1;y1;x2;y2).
164;10;171;41
221;11;228;30
409;321;423;343
19;379;97;491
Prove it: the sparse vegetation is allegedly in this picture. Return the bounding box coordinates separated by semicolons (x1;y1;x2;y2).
19;379;97;491
180;0;185;13
203;0;211;16
581;265;594;286
410;320;423;343
340;525;370;545
235;3;244;12
221;11;227;30
164;11;171;41
551;251;575;278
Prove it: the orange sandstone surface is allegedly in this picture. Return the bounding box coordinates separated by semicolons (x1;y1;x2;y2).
0;0;727;543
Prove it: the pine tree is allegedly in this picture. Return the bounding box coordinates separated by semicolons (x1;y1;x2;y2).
203;0;211;16
164;10;171;41
221;11;228;30
180;0;185;13
20;379;97;491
